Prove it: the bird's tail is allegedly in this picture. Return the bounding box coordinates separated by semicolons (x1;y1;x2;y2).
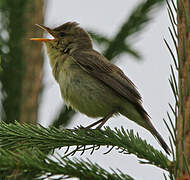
121;109;171;154
143;116;171;155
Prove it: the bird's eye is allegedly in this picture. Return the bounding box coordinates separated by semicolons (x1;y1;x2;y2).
58;32;65;38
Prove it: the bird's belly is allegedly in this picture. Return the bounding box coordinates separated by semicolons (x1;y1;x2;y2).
58;64;121;118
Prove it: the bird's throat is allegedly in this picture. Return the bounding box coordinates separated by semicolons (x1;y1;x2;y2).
44;42;66;68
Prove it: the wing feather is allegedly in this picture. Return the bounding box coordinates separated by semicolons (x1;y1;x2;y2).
71;50;142;106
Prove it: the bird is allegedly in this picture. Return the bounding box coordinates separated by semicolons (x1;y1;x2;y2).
30;22;170;154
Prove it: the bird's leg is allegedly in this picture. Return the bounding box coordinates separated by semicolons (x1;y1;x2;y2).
84;112;114;129
96;112;113;129
84;118;104;129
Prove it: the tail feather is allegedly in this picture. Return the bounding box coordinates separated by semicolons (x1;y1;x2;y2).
120;106;171;154
151;127;171;154
145;116;171;155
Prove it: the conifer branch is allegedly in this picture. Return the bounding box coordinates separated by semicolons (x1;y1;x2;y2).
103;0;164;60
0;148;134;180
164;1;178;178
88;31;111;46
0;122;172;172
88;31;141;59
176;0;190;177
165;0;190;178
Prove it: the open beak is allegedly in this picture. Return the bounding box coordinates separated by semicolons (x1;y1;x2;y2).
30;24;56;42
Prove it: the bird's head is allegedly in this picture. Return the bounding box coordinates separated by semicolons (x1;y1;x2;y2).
30;22;92;54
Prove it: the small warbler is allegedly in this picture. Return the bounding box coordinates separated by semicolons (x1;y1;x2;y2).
31;22;170;154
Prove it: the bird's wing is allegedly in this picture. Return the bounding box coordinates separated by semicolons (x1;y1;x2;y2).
71;50;143;107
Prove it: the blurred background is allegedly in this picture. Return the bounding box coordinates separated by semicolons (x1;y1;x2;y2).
0;0;174;179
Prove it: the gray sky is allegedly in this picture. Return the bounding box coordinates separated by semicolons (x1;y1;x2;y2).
38;0;174;179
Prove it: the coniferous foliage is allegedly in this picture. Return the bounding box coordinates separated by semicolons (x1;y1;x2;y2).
0;121;172;179
0;122;171;171
1;0;186;179
0;148;134;180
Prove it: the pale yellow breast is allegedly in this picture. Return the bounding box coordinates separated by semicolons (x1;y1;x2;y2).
56;56;122;117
